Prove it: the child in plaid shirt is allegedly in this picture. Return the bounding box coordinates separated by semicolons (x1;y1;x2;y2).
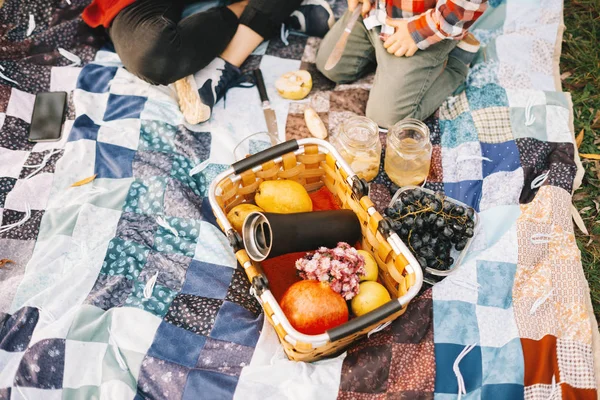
317;0;488;128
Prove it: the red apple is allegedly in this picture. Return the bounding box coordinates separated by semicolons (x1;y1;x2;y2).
280;280;349;335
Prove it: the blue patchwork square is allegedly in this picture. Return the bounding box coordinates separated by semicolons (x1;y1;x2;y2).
14;339;66;389
171;155;202;197
481;384;524;399
433;300;480;345
103;94;147;121
95;142;135;179
480;141;521;177
477;261;517;309
210;301;263;348
137;355;189;400
440;113;479;148
181;260;234;299
0;307;39;352
182;369;238;400
139;120;178;153
68;115;100;142
100;237;150;280
124;280;177;318
443;180;482;212
466;83;508;111
435;343;482;394
148;321;207;368
123;177;167;215
77;64;118;93
481;339;524;385
153;216;201;258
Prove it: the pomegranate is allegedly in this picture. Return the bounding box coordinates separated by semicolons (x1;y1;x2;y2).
280;280;349;335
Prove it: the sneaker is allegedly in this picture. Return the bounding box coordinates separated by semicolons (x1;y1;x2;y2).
448;32;481;66
285;0;335;38
175;57;246;125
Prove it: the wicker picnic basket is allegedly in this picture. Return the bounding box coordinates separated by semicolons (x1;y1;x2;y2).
208;138;423;362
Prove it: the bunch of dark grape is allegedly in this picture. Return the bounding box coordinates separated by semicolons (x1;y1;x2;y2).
384;188;476;271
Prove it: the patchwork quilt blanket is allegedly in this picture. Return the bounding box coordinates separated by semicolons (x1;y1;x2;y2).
1;0;599;399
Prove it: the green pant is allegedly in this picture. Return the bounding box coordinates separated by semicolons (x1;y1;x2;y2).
316;11;469;128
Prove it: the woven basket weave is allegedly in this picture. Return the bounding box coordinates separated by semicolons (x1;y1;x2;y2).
208;138;422;362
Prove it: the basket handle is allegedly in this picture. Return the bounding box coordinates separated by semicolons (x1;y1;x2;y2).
326;299;404;342
232;139;299;174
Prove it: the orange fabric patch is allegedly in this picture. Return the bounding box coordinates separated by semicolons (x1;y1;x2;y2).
561;383;597;400
521;335;559;386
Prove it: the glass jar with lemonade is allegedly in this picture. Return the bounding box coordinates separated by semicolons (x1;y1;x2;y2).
384;119;432;187
330;116;381;182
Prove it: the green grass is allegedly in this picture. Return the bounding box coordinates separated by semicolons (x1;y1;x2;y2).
561;0;600;319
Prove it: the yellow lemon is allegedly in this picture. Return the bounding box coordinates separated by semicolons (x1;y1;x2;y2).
351;281;391;317
227;204;263;233
255;180;313;214
357;250;378;282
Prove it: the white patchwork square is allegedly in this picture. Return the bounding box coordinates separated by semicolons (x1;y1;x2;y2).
545;105;572;143
496;34;534;67
441;142;483;182
97;119;140;150
110;307;161;354
72;89;109;123
505;89;546;108
505;1;542;31
50;66;82;92
100;380;136;400
140;97;184;126
480;169;524;212
32;119;72;152
432;258;478;304
529;71;556;93
63;340;107;388
477;221;519;265
194;221;237;268
6;88;35;123
0;112;5;130
94;49;123;65
0;350;24;388
4;173;54;211
110;67;173;103
46;139;96;209
557;339;596;389
10;387;62;400
0;147;29;178
476;305;519;347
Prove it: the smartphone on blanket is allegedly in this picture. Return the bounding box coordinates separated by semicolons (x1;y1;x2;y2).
28;91;68;142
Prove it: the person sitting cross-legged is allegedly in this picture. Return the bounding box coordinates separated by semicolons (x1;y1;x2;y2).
82;0;336;124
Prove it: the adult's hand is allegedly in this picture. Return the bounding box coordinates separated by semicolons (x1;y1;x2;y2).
383;18;419;57
348;0;372;16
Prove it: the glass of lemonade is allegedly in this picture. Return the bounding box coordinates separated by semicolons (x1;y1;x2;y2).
384;119;432;187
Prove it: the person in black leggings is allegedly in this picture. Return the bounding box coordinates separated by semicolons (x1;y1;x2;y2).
97;0;335;124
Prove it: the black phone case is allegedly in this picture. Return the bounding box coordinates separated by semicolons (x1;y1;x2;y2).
28;91;68;142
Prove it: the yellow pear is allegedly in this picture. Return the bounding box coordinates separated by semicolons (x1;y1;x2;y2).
255;180;312;214
275;71;312;100
351;281;391;317
357;250;378;282
227;204;263;233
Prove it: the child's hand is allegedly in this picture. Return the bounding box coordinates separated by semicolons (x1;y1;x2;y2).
348;0;372;16
383;18;419;57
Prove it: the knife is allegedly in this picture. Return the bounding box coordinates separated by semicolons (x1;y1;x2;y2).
253;69;279;145
324;7;362;71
